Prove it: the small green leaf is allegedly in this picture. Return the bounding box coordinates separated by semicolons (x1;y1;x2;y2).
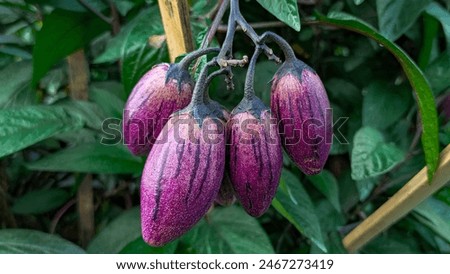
0;105;84;158
376;0;432;41
26;143;143;174
272;169;327;252
256;0;301;31
0;229;85;254
32;9;109;86
362;81;411;130
351;127;404;180
88;208;141;253
183;206;274;254
314;11;439;181
12;189;70;215
308;170;342;213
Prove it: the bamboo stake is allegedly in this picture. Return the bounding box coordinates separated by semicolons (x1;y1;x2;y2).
67;50;95;247
343;144;450;252
158;0;194;62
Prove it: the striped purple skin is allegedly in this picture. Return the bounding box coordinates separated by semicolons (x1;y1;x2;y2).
228;111;283;217
141;113;226;246
271;63;332;175
123;63;193;156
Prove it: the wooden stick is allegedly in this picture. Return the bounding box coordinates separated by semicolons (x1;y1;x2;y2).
343;144;450;252
158;0;194;62
67;50;95;247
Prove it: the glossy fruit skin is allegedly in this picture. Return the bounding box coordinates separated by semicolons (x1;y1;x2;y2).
271;60;332;175
227;98;283;217
123;63;193;156
140;112;225;246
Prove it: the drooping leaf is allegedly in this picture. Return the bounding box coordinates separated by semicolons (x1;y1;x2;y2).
87;208;175;254
308;170;342;213
351;127;404;180
314;11;439;181
12;189;70;215
0;105;84;158
183;206;274;254
26;143;143;174
376;0;432;41
0;229;85;254
272;169;327;252
32;9;109;86
256;0;300;31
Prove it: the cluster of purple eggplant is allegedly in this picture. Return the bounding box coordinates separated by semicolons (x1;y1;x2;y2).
123;0;332;247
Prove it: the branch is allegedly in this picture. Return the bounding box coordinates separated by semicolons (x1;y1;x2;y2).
77;0;112;24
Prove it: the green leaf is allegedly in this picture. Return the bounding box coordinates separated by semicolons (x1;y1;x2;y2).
120;237;178;254
413;198;450;243
272;169;327;252
0;105;84;158
256;0;301;31
88;208;171;254
0;61;32;108
314;11;439;181
26;143;143;174
32;9;109;86
425;2;450;50
425;51;450;94
12;189;70;215
376;0;432;41
307;170;341;213
25;0;107;12
112;0;137;16
355;177;378;201
0;229;85;254
90;82;125;118
362;81;411;130
351;127;404;180
121;6;168;94
184;206;274;254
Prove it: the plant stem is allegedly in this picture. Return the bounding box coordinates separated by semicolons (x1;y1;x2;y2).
193;0;230;73
260;31;297;62
199;0;230;50
244;47;262;100
77;0;112;24
179;47;220;70
190;60;218;106
217;0;281;67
